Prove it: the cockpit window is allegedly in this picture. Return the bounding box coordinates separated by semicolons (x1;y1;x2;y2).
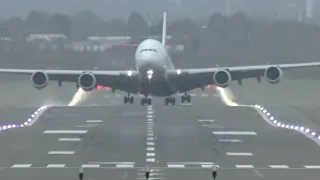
140;49;157;53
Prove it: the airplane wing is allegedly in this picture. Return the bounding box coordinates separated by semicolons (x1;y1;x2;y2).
0;69;140;94
168;62;320;92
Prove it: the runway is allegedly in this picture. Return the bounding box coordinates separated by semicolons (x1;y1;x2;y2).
0;91;319;180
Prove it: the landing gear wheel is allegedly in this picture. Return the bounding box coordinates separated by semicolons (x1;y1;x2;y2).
181;94;191;103
141;97;152;106
124;96;134;104
165;97;176;105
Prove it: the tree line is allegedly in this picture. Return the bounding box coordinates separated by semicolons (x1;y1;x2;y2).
1;10;320;79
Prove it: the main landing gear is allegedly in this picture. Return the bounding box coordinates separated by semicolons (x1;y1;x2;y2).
124;94;134;104
165;96;176;105
180;93;191;103
141;97;152;105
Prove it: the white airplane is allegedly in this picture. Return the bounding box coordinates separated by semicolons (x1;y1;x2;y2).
2;12;320;106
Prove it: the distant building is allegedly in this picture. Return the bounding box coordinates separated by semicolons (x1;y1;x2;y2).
25;34;66;42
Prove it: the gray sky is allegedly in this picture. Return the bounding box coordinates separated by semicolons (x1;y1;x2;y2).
0;0;319;19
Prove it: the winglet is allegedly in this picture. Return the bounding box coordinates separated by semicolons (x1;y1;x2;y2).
161;12;167;46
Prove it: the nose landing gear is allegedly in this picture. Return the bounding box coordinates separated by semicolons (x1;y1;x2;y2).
124;93;134;104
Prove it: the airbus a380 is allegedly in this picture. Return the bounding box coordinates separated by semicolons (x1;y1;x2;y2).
2;12;320;105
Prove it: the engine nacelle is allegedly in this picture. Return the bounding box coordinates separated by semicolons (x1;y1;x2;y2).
213;69;232;88
31;71;49;90
264;66;283;84
77;72;97;91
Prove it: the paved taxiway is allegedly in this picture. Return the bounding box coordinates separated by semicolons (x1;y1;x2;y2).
0;90;319;180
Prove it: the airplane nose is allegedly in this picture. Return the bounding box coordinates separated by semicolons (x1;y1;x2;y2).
138;52;158;70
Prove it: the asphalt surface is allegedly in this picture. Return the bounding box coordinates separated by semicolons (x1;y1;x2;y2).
0;90;319;180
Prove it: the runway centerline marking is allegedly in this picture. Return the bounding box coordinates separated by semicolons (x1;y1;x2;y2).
44;130;87;134
226;152;253;156
146;158;155;162
147;147;155;151
213;131;257;135
147;153;155;157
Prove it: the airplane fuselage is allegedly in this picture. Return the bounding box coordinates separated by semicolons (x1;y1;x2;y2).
134;39;175;96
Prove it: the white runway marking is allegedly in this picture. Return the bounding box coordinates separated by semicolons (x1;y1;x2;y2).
116;164;134;168
88;162;134;164
12;164;31;168
269;165;289;168
167;164;185;168
226;152;253;156
219;139;242;142
147;147;155;151
147;142;154;146
235;165;254;168
147;153;155;157
213;131;257;135
146;158;155;162
48;151;75;155
201;93;208;97
47;164;66;168
75;125;96;128
59;138;81;141
198;119;215;122
168;162;213;165
147;115;153;118
148;133;154;136
82;164;100;168
148;111;153;114
44;130;87;134
201;165;214;168
304;166;320;169
147;137;154;141
86;120;102;123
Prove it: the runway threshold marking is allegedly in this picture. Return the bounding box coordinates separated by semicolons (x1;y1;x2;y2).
82;164;100;168
269;165;289;168
116;164;134;168
44;130;87;134
167;164;185;168
235;165;254;168
213;131;257;135
48;151;75;155
85;120;102;123
226;152;253;156
218;139;242;142
304;166;320;169
47;164;66;168
12;164;32;168
59;138;82;141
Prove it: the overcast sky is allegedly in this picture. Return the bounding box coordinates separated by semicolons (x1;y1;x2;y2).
0;0;319;19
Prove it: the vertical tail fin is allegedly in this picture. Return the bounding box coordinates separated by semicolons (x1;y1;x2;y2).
161;12;167;46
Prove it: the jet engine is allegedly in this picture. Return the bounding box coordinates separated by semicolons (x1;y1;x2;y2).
31;71;49;90
77;72;97;91
264;66;283;84
213;69;232;88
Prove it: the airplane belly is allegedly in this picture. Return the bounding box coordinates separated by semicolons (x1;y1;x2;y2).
138;79;175;97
